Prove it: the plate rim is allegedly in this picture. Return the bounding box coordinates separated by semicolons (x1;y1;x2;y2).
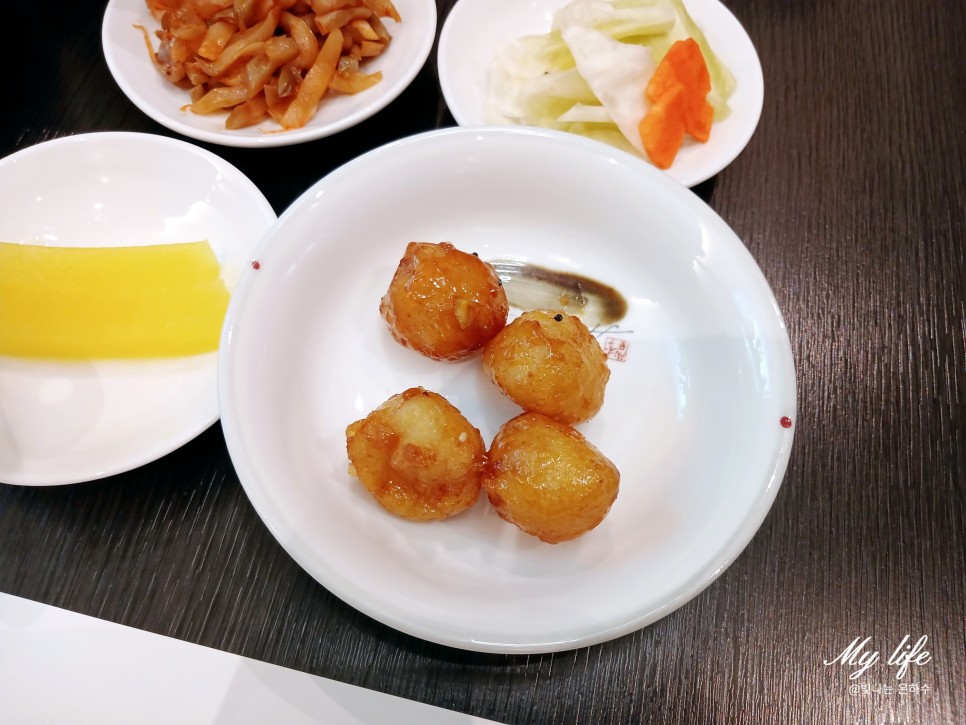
101;0;438;148
219;125;797;653
0;130;277;486
437;0;765;188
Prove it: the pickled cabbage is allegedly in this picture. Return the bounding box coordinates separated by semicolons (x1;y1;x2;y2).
484;0;735;160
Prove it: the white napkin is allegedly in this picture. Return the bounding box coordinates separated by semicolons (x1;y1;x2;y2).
0;593;504;725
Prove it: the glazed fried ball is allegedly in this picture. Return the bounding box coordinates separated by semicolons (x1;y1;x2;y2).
482;310;610;424
345;387;486;521
380;242;509;361
483;412;620;544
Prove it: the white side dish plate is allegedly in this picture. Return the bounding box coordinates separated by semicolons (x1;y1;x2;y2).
438;0;764;187
102;0;437;148
0;132;276;486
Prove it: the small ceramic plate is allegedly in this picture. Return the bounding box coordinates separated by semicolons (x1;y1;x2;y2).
220;127;796;653
0;132;276;486
438;0;764;187
102;0;436;148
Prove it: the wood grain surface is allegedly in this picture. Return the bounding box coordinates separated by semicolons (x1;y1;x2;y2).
1;1;964;723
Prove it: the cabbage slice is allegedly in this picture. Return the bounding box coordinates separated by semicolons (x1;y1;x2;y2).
561;25;654;153
557;103;611;123
553;0;677;39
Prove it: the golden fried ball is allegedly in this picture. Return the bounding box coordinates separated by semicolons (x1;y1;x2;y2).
380;242;509;361
345;387;486;520
481;310;610;424
483;413;620;544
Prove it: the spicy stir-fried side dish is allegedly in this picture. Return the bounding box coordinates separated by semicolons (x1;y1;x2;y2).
486;0;734;169
138;0;400;130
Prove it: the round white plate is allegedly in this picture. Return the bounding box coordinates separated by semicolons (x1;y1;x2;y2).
102;0;437;148
438;0;764;187
0;132;276;486
219;126;796;653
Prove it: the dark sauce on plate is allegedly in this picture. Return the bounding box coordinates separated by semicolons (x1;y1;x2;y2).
488;259;628;327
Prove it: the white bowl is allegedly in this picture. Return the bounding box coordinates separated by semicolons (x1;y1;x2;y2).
0;132;276;486
219;126;796;653
102;0;437;148
438;0;764;187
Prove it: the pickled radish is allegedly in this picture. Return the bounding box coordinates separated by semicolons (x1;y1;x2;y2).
0;241;230;360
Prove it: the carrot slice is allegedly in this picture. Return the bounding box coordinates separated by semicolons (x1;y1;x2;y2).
645;55;680;105
645;38;714;144
689;100;714;143
639;83;688;169
662;39;711;98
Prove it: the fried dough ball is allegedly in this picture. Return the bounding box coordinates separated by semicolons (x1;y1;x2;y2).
345;387;486;521
483;413;620;544
481;310;610;424
380;242;509;361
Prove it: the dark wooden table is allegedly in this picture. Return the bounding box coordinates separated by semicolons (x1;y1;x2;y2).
2;1;964;723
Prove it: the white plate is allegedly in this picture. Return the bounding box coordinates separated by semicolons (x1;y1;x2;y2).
0;132;276;486
102;0;437;148
219;126;796;653
438;0;764;187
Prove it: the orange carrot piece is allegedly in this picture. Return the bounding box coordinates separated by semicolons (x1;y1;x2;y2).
662;39;711;98
645;38;714;144
689;101;714;143
639;83;688;169
645;56;679;105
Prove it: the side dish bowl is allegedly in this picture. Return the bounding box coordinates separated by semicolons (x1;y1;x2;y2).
102;0;437;147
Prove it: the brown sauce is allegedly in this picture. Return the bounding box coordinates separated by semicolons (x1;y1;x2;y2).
487;259;628;327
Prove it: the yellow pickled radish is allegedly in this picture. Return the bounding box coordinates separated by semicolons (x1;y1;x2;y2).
0;241;230;360
0;240;222;288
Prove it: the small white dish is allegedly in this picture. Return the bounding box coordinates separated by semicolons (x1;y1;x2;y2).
219;126;795;653
0;132;276;486
102;0;437;148
438;0;764;187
